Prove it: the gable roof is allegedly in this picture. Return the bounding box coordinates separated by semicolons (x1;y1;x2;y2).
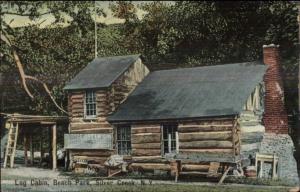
64;54;140;90
108;62;267;122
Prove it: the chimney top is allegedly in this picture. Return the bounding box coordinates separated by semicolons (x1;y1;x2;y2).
263;44;280;48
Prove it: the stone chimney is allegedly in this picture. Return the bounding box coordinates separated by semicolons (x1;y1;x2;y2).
263;44;289;134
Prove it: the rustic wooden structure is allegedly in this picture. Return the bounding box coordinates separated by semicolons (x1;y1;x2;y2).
1;113;68;170
65;56;267;180
64;55;149;168
107;62;266;178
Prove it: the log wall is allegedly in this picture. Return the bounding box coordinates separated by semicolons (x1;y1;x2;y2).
67;59;149;165
178;118;239;157
129;117;239;173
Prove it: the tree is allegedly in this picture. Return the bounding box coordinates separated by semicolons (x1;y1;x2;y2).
0;1;105;115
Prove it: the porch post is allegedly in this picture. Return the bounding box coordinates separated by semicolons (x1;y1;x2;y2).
29;134;34;165
52;123;57;170
24;132;28;167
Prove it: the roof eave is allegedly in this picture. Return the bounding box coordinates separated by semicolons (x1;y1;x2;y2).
107;114;238;124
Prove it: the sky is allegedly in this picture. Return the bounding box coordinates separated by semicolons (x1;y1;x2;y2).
2;1;171;28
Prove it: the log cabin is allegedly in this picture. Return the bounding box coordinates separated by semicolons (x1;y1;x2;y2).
64;45;298;182
63;55;149;167
107;61;266;177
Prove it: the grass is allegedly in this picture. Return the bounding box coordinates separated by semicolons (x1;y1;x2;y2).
1;183;291;192
224;176;296;186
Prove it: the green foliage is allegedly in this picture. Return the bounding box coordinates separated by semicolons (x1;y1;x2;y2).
115;1;297;66
0;1;298;115
0;1;108;115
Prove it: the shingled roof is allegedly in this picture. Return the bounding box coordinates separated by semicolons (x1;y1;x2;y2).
108;62;267;122
64;54;140;90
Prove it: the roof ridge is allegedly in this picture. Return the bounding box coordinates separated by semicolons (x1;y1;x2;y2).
151;61;264;74
94;54;141;60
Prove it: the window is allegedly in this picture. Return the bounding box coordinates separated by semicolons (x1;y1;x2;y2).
85;91;96;118
116;125;131;155
162;124;178;154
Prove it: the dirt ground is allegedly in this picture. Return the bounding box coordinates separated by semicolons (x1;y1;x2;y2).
0;166;296;192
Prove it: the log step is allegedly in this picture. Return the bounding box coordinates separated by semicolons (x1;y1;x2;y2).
179;171;210;175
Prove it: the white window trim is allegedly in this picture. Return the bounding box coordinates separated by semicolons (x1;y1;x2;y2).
116;125;132;155
161;123;179;156
84;90;97;119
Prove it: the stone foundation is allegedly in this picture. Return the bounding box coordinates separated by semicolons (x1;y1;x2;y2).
259;133;299;184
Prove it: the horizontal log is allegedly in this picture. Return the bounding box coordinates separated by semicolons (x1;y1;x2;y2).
178;125;232;133
71;150;115;157
72;156;108;164
71;128;112;133
180;141;233;149
181;120;233;126
132;133;161;144
179;124;232;128
96;94;107;98
180;149;233;153
179;171;216;176
131;156;162;162
132;143;161;149
71;99;84;104
132;124;160;128
132;149;161;156
179;131;232;142
176;152;237;163
71;110;83;115
71;123;111;129
181;164;210;172
131;127;160;134
130;163;171;171
72;113;83;118
71;94;84;99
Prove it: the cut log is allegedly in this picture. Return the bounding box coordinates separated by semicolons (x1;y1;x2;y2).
132;149;161;156
132;143;161;149
180;149;233;153
132;124;160;128
181;119;233;126
72;156;107;164
181;164;210;172
130;163;171;171
207;162;220;177
71;123;112;130
131;127;161;134
70;129;113;134
180;140;233;149
176;152;236;163
71;94;84;99
178;125;232;133
131;156;162;162
132;133;161;144
179;131;232;141
71;150;114;157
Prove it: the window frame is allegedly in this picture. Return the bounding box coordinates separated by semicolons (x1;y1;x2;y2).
116;125;132;155
84;90;97;119
161;123;179;155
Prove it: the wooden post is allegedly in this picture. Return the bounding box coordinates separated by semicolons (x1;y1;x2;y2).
52;124;57;171
40;134;43;165
272;154;277;179
30;134;34;165
175;132;179;154
24;133;28;167
259;161;263;178
48;126;52;167
168;133;171;153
